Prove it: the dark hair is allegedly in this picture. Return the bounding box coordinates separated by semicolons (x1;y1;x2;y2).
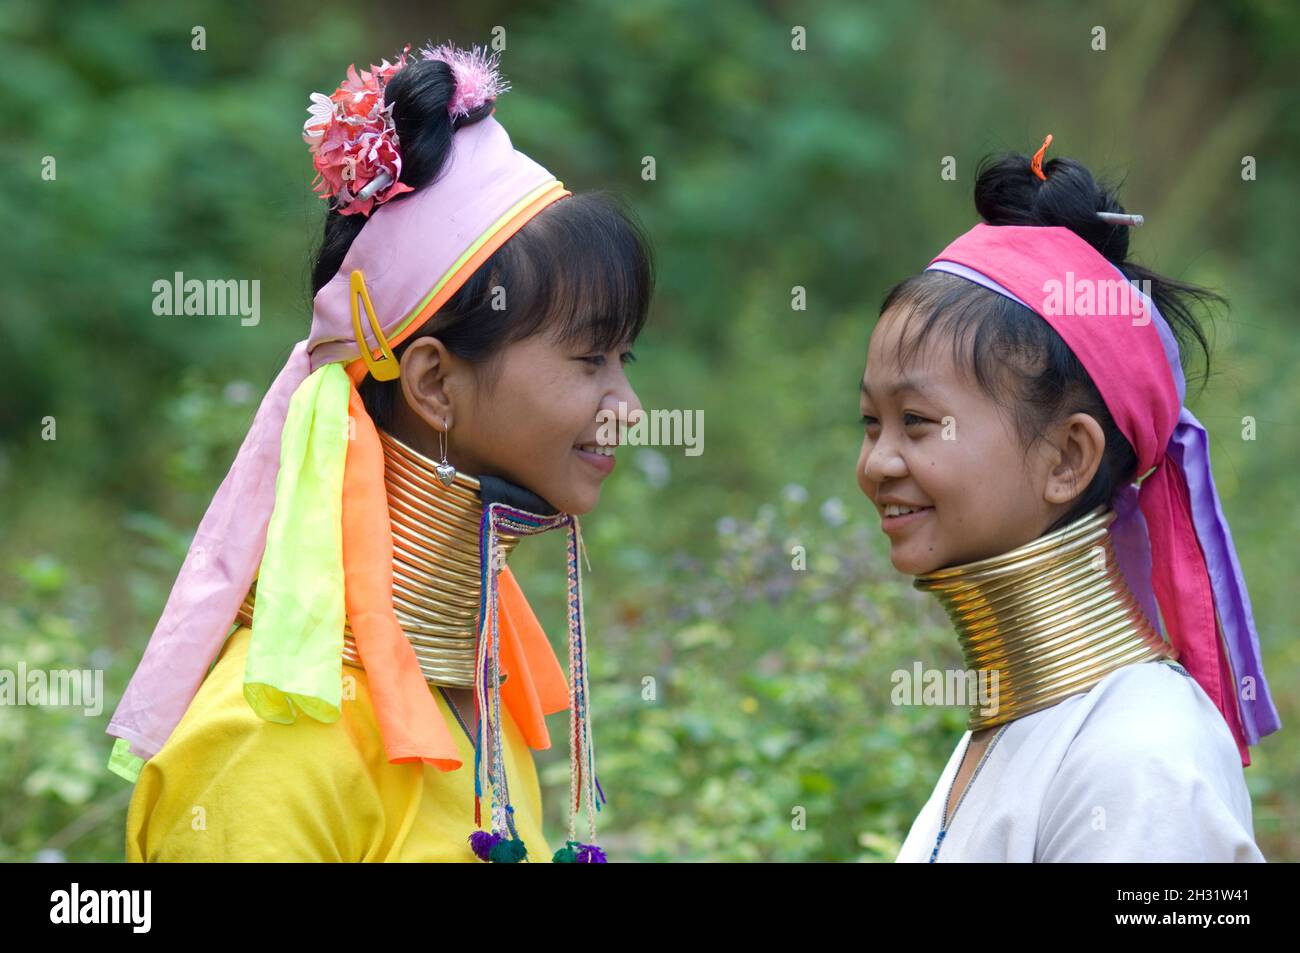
878;152;1222;534
309;57;655;430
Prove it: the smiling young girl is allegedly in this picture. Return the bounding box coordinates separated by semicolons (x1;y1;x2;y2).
108;42;653;862
859;138;1280;862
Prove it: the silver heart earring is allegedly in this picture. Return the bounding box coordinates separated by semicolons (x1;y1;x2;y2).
435;420;457;487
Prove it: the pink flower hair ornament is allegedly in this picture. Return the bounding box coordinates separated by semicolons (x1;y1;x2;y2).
303;42;511;217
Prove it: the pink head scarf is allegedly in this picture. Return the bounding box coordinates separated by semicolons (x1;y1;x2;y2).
926;223;1280;766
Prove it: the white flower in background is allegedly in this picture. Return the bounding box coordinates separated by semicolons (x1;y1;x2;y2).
635;448;670;488
223;380;255;405
781;483;808;504
821;496;847;527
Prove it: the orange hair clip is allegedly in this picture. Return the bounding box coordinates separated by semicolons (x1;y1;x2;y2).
1030;133;1053;181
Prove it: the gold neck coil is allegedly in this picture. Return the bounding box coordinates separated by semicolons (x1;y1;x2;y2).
911;503;1177;730
234;428;523;688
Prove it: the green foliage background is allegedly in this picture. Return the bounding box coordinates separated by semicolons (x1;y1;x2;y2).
1;0;1296;861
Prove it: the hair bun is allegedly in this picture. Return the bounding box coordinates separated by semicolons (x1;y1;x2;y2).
383;46;503;189
973;150;1131;263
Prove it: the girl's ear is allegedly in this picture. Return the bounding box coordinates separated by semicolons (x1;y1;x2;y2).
399;336;459;432
1043;412;1107;506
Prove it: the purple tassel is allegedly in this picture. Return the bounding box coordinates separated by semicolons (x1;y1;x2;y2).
574;842;607;863
469;830;502;862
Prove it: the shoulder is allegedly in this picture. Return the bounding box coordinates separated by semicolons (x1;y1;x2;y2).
1067;660;1243;774
1035;661;1262;862
126;626;387;861
150;625;380;767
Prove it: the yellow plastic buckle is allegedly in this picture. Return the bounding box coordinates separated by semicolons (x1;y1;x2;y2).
350;268;401;381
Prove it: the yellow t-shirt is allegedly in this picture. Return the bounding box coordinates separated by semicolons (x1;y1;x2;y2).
125;624;551;862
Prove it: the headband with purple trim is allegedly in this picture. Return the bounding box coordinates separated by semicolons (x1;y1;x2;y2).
924;224;1280;766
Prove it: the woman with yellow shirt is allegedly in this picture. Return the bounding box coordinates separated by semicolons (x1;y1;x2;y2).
108;41;654;862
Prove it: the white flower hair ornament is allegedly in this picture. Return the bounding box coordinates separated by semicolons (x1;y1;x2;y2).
303;42;510;217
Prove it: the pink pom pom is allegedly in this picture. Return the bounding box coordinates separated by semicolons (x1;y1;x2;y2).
419;42;510;119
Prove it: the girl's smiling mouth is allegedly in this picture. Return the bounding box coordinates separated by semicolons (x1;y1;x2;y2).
881;504;933;533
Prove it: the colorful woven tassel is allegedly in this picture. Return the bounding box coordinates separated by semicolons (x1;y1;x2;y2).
467;502;609;862
552;840;608;863
488;835;529;863
468;830;501;861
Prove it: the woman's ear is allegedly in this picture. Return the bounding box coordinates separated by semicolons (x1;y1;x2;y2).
399;336;458;432
1044;412;1106;505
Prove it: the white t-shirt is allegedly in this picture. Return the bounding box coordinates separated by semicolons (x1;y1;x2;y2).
895;659;1264;862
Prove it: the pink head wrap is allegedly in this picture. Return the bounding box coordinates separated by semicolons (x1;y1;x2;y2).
926;223;1281;766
